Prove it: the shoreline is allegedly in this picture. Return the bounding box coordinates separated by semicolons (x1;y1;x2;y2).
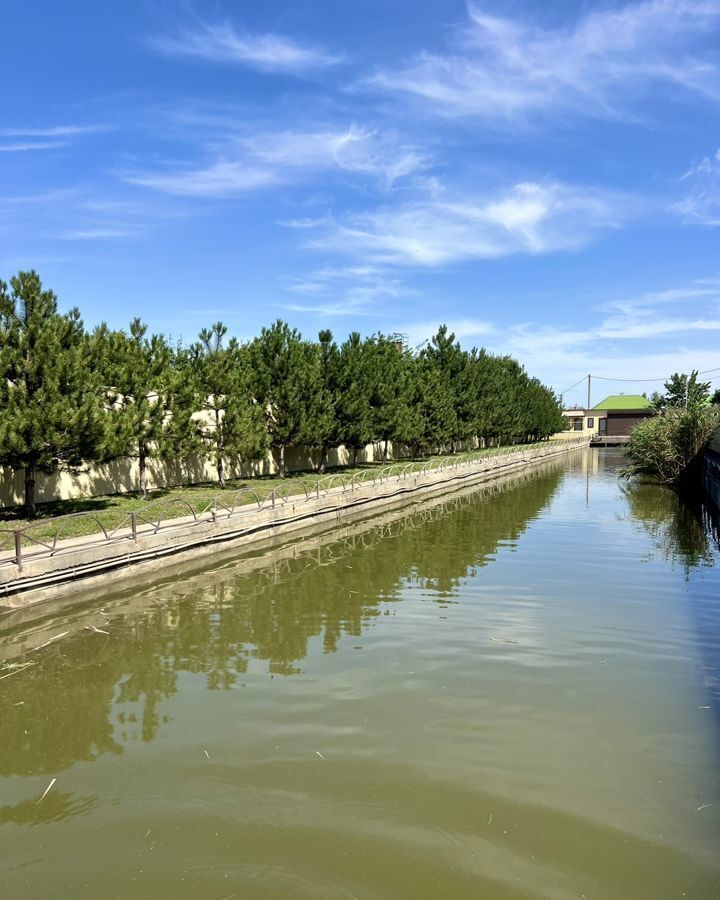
0;439;586;609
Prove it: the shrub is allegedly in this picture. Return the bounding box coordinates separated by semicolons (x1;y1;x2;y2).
623;406;720;486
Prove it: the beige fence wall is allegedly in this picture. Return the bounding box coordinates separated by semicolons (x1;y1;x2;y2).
0;441;404;508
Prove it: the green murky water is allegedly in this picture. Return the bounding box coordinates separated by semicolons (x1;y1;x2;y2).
1;450;719;899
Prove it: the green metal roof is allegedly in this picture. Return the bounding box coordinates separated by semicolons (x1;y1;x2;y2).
592;394;652;410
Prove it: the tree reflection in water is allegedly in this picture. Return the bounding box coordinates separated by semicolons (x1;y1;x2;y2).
625;480;720;712
623;482;719;577
0;461;565;783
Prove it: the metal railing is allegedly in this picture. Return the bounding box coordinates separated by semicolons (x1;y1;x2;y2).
0;438;586;572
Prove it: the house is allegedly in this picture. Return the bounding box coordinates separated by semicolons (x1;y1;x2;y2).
552;393;654;443
591;394;653;438
558;406;606;438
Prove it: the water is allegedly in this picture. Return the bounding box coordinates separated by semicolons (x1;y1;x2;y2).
1;449;719;899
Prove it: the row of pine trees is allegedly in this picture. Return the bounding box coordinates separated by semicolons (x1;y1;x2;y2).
0;271;565;516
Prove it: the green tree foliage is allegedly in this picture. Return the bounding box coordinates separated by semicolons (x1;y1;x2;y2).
624;405;720;486
417;326;469;452
0;271;111;516
334;332;375;465
93;319;196;497
368;336;423;459
190;323;267;487
249;320;331;476
0;270;567;508
317;329;340;472
652;370;711;411
711;388;720;406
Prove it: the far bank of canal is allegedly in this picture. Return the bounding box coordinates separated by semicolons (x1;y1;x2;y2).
1;448;719;899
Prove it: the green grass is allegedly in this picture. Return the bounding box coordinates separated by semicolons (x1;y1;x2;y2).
0;442;561;548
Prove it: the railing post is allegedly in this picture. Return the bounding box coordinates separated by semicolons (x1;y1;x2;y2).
14;530;23;572
315;483;320;500
271;491;276;509
131;512;137;542
211;498;217;523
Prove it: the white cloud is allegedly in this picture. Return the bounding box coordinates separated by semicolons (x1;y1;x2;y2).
366;1;720;123
400;276;720;395
55;227;140;240
676;148;720;225
124;125;428;196
241;125;428;187
0;141;69;152
282;265;412;316
292;181;628;266
0;125;105;137
151;19;341;73
125;161;281;196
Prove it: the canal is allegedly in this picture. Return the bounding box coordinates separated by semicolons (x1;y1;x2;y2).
1;449;719;899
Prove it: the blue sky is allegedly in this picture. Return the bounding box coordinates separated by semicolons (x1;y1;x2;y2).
2;0;720;403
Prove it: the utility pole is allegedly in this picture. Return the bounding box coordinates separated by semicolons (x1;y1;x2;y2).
587;374;591;410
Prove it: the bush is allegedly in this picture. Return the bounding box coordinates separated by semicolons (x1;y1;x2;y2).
623;406;720;486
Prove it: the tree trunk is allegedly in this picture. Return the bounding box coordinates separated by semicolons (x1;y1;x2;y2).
319;444;328;474
139;448;148;499
279;444;286;477
352;445;358;467
216;411;225;488
383;438;390;461
24;463;36;519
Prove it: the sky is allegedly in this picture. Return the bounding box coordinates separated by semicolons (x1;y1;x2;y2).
2;0;720;405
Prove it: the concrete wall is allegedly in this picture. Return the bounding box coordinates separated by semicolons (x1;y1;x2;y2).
0;441;409;508
705;428;720;511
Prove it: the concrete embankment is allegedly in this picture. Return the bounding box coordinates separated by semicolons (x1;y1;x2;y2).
0;440;586;608
705;428;720;510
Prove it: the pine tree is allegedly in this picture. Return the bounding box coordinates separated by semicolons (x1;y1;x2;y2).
0;271;111;516
190;323;267;487
93;319;196;498
416;327;463;452
317;329;340;472
248;321;332;476
334;333;375;466
369;336;423;459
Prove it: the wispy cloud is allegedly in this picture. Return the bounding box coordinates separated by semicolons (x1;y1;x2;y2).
150;19;342;73
290;181;630;266
240;125;428;187
0;141;69;152
54;227;141;241
366;1;720;124
675;148;720;225
2;186;176;244
283;265;412;316
399;275;720;393
125;161;281;196
0;125;106;137
124;125;428;196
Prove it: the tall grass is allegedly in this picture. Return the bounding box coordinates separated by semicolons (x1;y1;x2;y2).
623;406;720;486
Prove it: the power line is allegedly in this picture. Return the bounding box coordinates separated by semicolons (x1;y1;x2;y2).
563;365;720;387
559;376;587;396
